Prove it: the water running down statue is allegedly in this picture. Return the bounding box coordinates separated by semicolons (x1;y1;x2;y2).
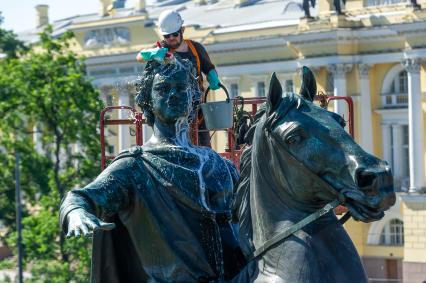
60;59;245;282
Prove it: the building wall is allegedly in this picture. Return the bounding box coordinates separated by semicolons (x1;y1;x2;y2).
401;195;426;283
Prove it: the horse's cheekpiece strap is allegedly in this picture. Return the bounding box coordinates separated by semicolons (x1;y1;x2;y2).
248;199;340;262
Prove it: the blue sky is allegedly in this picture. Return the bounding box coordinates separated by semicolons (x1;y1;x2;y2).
0;0;109;32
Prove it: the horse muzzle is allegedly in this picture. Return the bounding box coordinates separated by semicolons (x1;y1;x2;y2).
342;166;396;222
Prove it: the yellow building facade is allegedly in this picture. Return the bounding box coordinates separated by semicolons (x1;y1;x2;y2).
21;0;426;281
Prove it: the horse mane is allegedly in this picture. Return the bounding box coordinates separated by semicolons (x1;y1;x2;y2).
231;105;266;255
232;93;303;255
237;93;303;199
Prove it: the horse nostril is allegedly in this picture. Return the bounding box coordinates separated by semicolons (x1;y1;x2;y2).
356;168;377;188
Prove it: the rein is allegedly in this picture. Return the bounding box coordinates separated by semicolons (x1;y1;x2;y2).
246;122;352;262
247;199;341;262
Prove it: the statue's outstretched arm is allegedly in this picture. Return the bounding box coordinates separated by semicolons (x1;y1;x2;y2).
60;157;137;237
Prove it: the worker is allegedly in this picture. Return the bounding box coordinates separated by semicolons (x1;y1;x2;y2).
136;10;221;146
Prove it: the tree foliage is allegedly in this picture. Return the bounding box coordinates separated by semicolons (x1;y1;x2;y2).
0;13;27;58
0;21;104;282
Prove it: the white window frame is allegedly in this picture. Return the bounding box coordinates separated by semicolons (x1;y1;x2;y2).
250;75;268;97
381;65;408;108
276;73;295;93
367;197;403;245
221;76;240;99
375;108;409;191
379;219;404;246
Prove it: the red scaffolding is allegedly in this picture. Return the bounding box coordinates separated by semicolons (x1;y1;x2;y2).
99;94;354;172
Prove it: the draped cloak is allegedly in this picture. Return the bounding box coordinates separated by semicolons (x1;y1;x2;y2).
60;145;242;283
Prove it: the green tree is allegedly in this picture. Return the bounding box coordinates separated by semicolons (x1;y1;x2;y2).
0;23;104;282
0;12;27;58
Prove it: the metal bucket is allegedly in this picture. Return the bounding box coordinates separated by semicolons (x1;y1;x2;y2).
200;84;233;130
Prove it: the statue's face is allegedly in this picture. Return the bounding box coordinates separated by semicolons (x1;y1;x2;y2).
151;70;191;124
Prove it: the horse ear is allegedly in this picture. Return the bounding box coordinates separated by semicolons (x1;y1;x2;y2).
267;72;282;115
299;66;317;102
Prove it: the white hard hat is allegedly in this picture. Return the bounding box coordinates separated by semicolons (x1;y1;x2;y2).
158;10;184;35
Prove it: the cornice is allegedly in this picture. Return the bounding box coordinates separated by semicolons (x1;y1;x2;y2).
70;15;147;31
84;52;138;66
400;193;426;203
206;37;287;53
286;26;424;46
216;49;426;76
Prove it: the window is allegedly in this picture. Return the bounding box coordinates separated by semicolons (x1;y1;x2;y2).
119;66;135;75
398;71;408;93
284;80;294;93
386;124;410;190
380;219;404;246
326;72;334;94
106;95;114;106
256;81;266;97
384;70;408;107
129;94;136;108
402;125;409;181
107;145;115;155
90;68;117;77
230;83;239;98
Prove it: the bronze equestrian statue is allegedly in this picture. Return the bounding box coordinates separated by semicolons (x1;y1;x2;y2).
60;60;395;282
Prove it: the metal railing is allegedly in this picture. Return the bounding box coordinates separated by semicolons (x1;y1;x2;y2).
368;278;401;283
381;93;408;108
100;106;144;170
99;95;354;170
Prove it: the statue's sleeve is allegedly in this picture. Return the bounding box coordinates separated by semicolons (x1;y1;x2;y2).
60;157;138;232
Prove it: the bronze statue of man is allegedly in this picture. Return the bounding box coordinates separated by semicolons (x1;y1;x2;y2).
60;59;245;282
302;0;346;19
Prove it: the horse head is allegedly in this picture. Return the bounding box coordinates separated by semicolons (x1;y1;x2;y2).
235;69;395;257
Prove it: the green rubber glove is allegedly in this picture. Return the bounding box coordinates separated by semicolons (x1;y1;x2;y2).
140;47;168;62
207;69;221;90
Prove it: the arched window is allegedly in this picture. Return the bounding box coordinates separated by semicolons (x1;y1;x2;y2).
383;70;408;107
380;219;404;246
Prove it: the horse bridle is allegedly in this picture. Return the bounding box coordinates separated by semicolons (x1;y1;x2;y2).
247;199;341;262
246;129;352;262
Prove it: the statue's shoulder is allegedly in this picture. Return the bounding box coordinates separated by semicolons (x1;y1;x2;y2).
112;146;144;163
203;147;240;182
223;158;240;183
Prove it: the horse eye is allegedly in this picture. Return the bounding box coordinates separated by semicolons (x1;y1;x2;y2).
286;134;302;145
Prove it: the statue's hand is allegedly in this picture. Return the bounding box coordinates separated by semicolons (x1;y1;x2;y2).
66;208;115;238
